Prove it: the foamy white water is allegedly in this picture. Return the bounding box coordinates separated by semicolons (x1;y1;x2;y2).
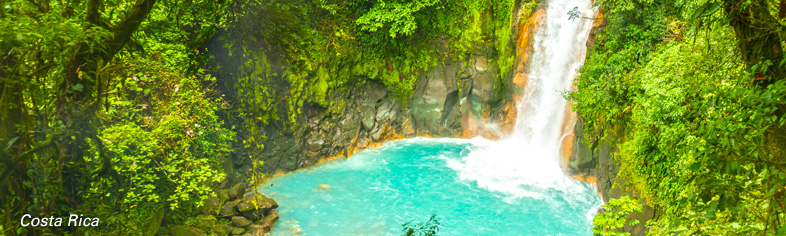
446;0;598;204
262;1;603;234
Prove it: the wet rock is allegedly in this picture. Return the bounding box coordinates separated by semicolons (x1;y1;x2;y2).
361;109;375;131
229;183;246;200
241;211;261;222
170;225;204;236
375;100;398;122
232;216;253;227
469;72;496;103
359;82;388;107
238;199;263;221
218;201;235;217
283;157;298;171
412;77;448;130
474;56;488;73
201;194;220;215
245;224;270;236
401;118;415;136
212;224;232;236
236;201;256;213
143;205;165;236
370;126;384;141
249;210;278;236
231;226;246;235
306;135;324;152
216;189;230;204
259;209;279;226
335;112;361;148
194;215;218;232
243;192;279;211
317;184;331;191
246;224;272;236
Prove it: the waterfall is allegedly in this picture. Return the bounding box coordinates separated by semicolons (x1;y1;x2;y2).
263;1;604;234
445;0;597;202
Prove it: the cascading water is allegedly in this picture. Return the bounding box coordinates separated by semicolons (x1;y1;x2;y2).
261;0;602;235
446;0;596;200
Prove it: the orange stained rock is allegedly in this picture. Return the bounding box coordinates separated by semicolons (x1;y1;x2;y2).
592;9;605;28
516;9;546;57
570;174;597;186
561;132;575;169
269;6;574;183
267;124;416;179
513;73;529;89
498;102;517;136
559;100;579;172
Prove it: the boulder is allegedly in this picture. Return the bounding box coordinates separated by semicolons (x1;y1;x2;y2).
258;209;279;226
212;224;232;236
361;108;375;131
469;72;496;103
375;100;398;122
334;112;361;148
241;210;261;222
282;157;299;171
218;201;234;217
229;183;246;200
216;189;230;204
305;135;324;152
236;201;255;213
473;56;488;73
232;216;253;227
237;200;262;221
200;194;220;215
194;214;218;231
359;82;388;107
370;126;384;141
231;226;246;235
170;225;204;236
412;76;448;130
245;224;271;236
242;192;279;212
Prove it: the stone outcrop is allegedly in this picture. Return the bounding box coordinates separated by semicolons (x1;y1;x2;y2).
567;117;657;236
562;8;658;236
209;37;518;180
173;182;279;236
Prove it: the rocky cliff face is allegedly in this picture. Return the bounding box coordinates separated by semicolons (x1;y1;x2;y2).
208;37;517;181
568;118;657;236
564;9;658;236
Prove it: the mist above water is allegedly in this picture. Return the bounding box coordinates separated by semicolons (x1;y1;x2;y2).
261;0;602;234
446;0;597;203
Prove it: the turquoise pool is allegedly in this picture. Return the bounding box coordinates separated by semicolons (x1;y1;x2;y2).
260;138;601;235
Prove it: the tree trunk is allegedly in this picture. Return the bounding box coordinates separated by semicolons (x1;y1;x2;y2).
724;0;784;85
779;0;786;19
0;37;30;236
59;0;157;206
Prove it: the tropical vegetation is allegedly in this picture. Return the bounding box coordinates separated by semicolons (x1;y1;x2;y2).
574;0;786;235
1;0;533;234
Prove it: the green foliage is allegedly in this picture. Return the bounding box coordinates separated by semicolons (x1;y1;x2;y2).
402;214;441;236
356;0;442;38
572;0;786;234
0;0;233;234
593;196;642;236
227;0;532;129
92;74;231;210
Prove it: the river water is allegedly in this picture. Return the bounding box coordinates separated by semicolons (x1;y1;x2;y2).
261;0;600;235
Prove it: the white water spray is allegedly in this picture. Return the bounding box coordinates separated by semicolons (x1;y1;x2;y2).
446;0;597;202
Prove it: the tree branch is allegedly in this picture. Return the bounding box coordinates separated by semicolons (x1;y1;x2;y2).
99;0;157;63
86;0;100;26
